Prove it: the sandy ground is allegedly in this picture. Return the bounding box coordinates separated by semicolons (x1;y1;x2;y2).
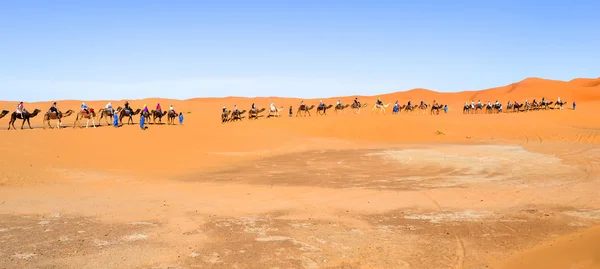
1;77;600;268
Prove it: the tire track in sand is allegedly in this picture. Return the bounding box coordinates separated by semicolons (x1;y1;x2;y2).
420;192;465;269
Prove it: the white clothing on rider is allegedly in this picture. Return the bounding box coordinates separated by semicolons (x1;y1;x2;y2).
169;105;174;111
337;100;341;105
558;97;561;102
270;103;276;111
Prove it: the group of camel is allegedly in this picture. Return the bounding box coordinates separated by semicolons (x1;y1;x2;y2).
219;101;447;122
462;99;569;114
2;106;180;130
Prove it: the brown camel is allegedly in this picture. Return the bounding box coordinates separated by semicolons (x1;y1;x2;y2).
42;109;74;129
334;104;350;114
167;110;179;125
119;108;141;125
350;103;368;114
316;104;333;116
296;104;315;117
230;110;247;122
73;108;97;128
430;104;444;115
221;110;231;123
248;108;266;119
151;110;168;124
416;103;429;115
0;110;9;119
553;100;568;110
8;109;41;130
98;107;121;126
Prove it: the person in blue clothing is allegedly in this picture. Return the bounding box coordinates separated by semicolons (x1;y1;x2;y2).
140;114;147;130
443;105;448;114
573;101;576;110
113;111;119;127
178;112;184;125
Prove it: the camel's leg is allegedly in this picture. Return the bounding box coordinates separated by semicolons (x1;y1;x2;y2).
92;117;96;128
85;119;89;128
21;119;26;129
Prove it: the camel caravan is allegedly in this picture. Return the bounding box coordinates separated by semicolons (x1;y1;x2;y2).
463;97;569;114
3;101;184;130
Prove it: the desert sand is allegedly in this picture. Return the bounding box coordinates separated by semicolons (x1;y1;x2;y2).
1;77;600;269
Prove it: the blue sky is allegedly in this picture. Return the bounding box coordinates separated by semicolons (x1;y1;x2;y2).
1;0;599;101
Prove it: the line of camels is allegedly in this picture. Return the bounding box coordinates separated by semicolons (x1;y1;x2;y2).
463;99;569;114
220;101;448;122
1;106;180;130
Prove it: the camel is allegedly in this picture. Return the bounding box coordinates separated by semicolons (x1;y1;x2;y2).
512;103;524;113
266;106;283;118
316;104;333;116
42;109;74;129
430;104;444;115
296;104;315;117
350;102;368;114
553;100;568;110
371;103;391;114
334;104;350;114
151;110;168;124
167;110;178;125
119;107;141;125
221;110;231;123
463;104;472;114
230;110;247;122
98;107;121;126
73;108;97;128
540;101;553;110
8;109;41;130
416;103;429;115
0;110;9;119
248;108;266;119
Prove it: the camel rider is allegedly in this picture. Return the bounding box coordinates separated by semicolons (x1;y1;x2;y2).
477;100;482;107
319;100;324;109
106;102;114;114
471;100;475;108
270;103;276;111
124;101;131;114
394;101;399;110
156;103;162;114
433;100;438;107
49;102;58;115
169;105;175;114
251;103;256;111
222;106;227;113
532;99;537;105
407;100;412;109
495;100;500;107
377;97;383;106
16;102;24;117
354;98;360;107
142;104;149;113
337;100;341;106
541;97;545;105
420;100;424;107
233;105;239;113
557;97;561;103
81;102;89;114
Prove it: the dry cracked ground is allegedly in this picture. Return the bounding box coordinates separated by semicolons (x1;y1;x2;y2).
2;143;600;268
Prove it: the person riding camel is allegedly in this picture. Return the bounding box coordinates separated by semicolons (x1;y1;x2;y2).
336;99;341;107
233;105;239;113
124;101;131;114
376;97;383;106
300;100;305;109
433;100;438;107
541;97;546;105
514;100;519;106
495;100;500;107
169;105;176;115
487;101;492;107
156;103;162;115
106;102;114;114
16;102;24;117
557;97;561;104
81;102;89;114
420;100;425;108
142;104;149;114
270;103;276;112
222;106;227;113
532;99;538;106
319;100;324;109
49;102;58;116
354;98;360;107
471;100;475;108
477;100;482;107
251;103;256;111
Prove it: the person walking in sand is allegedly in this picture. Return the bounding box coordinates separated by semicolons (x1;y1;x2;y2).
179;112;184;125
140;113;146;130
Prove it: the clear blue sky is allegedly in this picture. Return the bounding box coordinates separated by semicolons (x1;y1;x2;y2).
1;0;599;102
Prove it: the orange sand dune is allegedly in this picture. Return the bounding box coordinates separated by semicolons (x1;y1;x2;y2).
1;77;600;268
